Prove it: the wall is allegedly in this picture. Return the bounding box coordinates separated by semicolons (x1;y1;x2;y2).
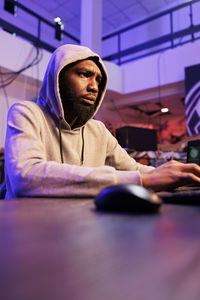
0;29;51;148
121;39;200;93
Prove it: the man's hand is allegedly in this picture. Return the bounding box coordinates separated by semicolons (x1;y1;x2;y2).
141;160;200;192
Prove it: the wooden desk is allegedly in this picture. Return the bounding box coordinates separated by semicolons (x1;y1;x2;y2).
1;198;200;300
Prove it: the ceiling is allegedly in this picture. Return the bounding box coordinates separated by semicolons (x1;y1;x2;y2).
20;0;188;39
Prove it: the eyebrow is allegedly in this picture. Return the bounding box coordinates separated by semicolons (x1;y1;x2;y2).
76;67;102;80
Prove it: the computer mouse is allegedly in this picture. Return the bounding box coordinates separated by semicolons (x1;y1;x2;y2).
95;184;162;213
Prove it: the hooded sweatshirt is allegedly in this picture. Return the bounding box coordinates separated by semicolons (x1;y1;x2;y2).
4;44;154;199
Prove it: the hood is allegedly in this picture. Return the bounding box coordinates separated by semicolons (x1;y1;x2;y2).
38;44;108;127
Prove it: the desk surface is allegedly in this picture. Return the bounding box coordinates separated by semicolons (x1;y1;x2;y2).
1;198;200;300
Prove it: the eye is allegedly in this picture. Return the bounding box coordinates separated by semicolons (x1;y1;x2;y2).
79;71;92;78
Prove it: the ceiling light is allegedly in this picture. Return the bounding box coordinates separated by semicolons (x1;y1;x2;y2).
54;17;61;24
54;17;64;41
161;107;169;113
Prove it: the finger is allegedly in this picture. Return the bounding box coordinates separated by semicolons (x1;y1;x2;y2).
179;172;200;184
181;163;200;177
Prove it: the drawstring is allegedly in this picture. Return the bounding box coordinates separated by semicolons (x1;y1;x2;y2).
81;127;85;165
58;119;64;163
58;118;85;165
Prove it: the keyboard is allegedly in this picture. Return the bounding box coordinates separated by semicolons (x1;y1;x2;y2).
158;185;200;205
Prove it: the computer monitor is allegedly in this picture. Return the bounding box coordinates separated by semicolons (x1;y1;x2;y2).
187;140;200;165
116;126;157;151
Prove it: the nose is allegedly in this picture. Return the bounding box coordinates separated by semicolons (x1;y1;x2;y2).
87;77;98;93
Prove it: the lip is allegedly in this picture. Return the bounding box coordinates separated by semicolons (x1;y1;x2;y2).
80;96;96;105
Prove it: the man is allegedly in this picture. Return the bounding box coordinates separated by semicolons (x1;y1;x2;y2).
4;44;200;199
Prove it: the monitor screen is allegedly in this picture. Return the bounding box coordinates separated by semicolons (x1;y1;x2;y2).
116;126;157;151
187;140;200;165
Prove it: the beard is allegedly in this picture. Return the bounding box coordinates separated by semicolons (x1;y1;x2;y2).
61;88;97;128
68;99;96;128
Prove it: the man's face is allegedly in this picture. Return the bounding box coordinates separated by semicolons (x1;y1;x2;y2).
59;59;102;128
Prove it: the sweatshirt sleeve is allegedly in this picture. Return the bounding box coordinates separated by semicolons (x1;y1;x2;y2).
5;103;153;199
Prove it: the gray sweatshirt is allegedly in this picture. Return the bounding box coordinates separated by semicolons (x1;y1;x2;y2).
5;44;154;199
